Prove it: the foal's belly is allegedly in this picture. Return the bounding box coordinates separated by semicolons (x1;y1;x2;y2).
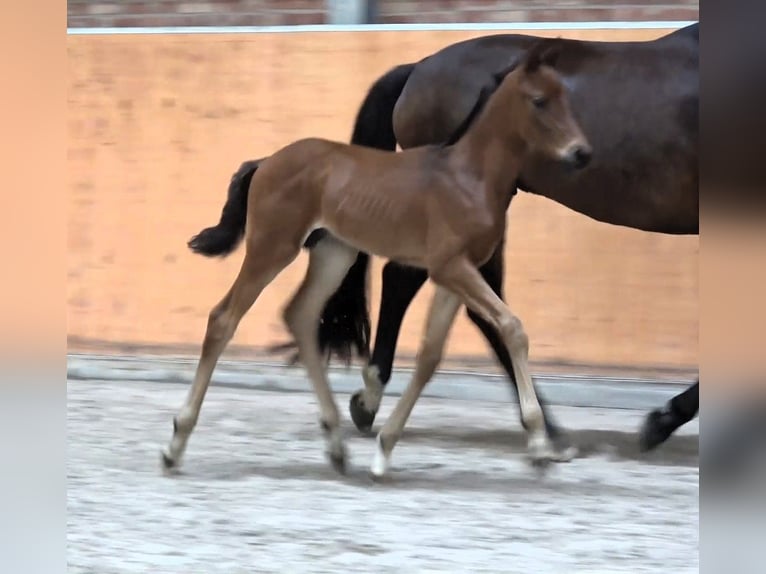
320;180;430;266
322;208;429;267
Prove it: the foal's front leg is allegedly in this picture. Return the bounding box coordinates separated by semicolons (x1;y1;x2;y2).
467;242;574;458
435;258;560;466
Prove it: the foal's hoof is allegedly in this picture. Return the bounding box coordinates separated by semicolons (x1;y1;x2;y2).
160;449;181;475
349;391;377;433
328;446;348;475
545;424;580;462
526;433;560;470
639;408;676;452
550;446;578;463
369;434;392;479
551;439;579;462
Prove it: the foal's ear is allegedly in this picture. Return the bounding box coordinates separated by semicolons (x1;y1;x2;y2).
524;38;563;73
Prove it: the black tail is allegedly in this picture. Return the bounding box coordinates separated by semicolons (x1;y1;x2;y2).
187;159;263;257
316;63;416;364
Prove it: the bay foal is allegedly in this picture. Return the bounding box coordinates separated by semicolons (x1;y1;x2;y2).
161;40;592;477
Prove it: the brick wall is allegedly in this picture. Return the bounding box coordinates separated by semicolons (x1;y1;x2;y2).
67;0;699;28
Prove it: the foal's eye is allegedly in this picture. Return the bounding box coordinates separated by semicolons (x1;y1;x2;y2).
532;96;547;109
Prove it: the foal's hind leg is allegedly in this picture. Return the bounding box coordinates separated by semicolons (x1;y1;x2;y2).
283;236;360;473
434;257;558;466
161;242;298;473
371;285;462;477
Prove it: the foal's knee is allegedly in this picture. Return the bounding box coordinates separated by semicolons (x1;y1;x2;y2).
498;314;528;353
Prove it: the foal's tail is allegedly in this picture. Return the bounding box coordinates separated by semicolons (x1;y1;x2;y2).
187;159;262;257
315;62;416;363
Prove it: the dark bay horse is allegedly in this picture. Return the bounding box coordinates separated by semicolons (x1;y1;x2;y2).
331;22;700;453
162;41;591;476
214;24;699;455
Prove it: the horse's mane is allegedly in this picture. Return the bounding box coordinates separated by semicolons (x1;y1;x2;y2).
440;61;520;148
439;38;565;148
440;84;497;148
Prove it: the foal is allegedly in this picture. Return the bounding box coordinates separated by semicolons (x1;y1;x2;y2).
161;40;591;477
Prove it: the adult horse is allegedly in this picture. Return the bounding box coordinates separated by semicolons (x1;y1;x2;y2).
234;23;700;454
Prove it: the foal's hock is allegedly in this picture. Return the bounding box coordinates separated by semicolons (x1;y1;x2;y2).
161;39;591;478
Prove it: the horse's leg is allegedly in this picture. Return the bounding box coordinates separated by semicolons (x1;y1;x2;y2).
161;240;298;472
371;285;462;477
639;379;699;451
467;244;575;458
283;236;360;472
439;257;558;466
349;262;428;432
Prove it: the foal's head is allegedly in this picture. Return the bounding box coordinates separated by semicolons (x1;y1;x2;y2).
497;40;592;169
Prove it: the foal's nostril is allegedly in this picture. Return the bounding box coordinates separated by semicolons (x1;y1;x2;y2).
570;146;592;169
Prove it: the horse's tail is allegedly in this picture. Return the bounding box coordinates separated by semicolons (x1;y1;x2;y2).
317;62;416;363
187;159;262;257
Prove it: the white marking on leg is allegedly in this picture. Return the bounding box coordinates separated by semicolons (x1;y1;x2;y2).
370;433;391;477
527;427;551;460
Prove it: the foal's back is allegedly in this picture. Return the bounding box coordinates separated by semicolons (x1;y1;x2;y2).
251;137;466;266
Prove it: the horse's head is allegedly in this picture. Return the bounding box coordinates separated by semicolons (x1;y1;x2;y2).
497;39;592;170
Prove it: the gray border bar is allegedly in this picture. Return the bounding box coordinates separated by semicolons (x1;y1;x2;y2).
67;354;694;410
67;21;696;36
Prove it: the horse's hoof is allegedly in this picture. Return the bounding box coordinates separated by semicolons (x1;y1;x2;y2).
349;391;376;433
639;408;676;452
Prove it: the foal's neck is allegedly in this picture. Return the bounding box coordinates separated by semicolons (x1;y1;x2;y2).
449;88;526;210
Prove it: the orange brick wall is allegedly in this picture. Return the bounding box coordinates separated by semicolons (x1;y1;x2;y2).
67;27;698;376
